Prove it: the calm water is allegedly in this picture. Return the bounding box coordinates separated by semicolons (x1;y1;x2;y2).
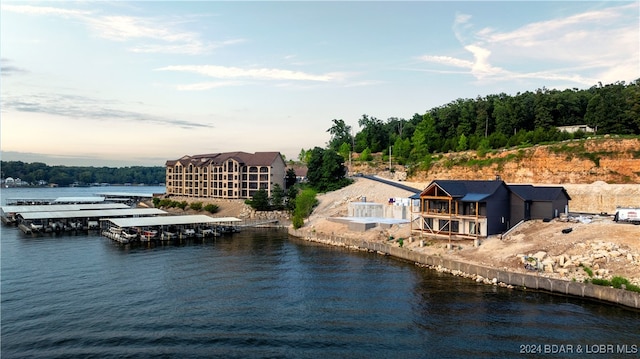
1;187;639;358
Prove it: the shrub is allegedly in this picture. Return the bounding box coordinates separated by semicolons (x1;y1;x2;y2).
190;202;203;211
204;204;219;214
581;265;594;277
292;214;304;229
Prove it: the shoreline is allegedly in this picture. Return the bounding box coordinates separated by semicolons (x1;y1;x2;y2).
288;227;640;310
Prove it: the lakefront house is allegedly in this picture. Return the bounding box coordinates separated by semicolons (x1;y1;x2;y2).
412;179;570;240
165;152;286;200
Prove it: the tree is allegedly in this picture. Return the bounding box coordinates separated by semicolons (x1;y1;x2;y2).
247;189;270;211
327;119;352;151
298;148;310;164
292;188;318;229
354;114;387;153
585;94;605;134
270;183;285;210
306;147;351;192
456;134;468;152
359;147;373;161
410;113;437;161
338;142;351;162
285;168;297;189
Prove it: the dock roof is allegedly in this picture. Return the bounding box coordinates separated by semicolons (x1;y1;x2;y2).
94;192;156;198
104;215;241;228
18;208;167;220
53;196;106;203
2;203;130;214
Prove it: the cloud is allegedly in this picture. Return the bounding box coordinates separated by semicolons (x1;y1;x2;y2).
3;93;212;129
1;4;239;55
1;58;28;76
419;3;639;85
156;65;337;82
1;4;91;17
175;81;242;91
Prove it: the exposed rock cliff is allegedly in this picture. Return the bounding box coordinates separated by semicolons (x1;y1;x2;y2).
409;137;640;184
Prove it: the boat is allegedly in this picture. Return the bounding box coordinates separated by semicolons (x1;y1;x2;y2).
162;231;177;240
29;220;44;232
141;229;158;240
182;228;196;237
196;226;219;237
120;228;139;240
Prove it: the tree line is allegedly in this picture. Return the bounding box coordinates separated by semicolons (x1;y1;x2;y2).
0;161;166;186
320;79;640;168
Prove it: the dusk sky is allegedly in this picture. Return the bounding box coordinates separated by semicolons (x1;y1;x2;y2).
1;1;638;167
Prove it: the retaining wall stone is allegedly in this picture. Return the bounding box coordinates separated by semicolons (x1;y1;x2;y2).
289;228;640;309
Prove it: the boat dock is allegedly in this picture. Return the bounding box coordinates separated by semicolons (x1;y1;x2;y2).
1;203;132;225
2;193;274;244
14;208;168;234
94;192;156;206
102;215;242;243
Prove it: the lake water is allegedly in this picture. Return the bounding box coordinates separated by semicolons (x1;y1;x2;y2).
1;187;639;358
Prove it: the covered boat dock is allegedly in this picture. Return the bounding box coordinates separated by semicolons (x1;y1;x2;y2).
102;215;242;243
16;208;167;234
1;203;131;225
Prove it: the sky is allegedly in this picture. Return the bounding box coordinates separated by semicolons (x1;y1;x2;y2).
1;1;638;167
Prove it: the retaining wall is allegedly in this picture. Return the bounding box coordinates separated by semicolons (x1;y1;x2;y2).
288;229;640;310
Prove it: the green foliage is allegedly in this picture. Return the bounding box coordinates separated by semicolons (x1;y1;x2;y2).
294;188;318;219
338;142;351;162
177;201;188;210
247;189;270;211
549;141;612;167
456;134;468;152
306;147;352;192
331;80;639;168
204;204;219;213
285;168;298;189
152;197;161;207
292;214;305;229
354;114;387;153
291;188;317;229
0;161;165;186
190;202;203;211
589;276;640;293
327;119;353;152
359;148;373;161
270;184;285;210
285;186;298;212
582;265;594;277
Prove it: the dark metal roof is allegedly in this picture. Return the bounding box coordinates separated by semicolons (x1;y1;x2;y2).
509;185;571;201
426;180;506;199
460;193;491;202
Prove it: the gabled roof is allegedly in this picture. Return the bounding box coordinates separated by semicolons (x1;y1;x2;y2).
166;152;283;167
422;180;506;199
509;185;571;201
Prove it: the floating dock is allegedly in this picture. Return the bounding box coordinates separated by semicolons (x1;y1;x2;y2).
10;208;167;234
102;215;242;243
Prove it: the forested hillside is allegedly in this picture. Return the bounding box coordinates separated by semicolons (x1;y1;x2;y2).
323;80;640;169
0;161;165;186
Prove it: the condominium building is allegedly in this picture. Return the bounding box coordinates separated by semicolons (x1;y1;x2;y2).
165;152;286;199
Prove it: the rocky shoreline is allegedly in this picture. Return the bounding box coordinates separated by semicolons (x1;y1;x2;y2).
288;228;640;309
